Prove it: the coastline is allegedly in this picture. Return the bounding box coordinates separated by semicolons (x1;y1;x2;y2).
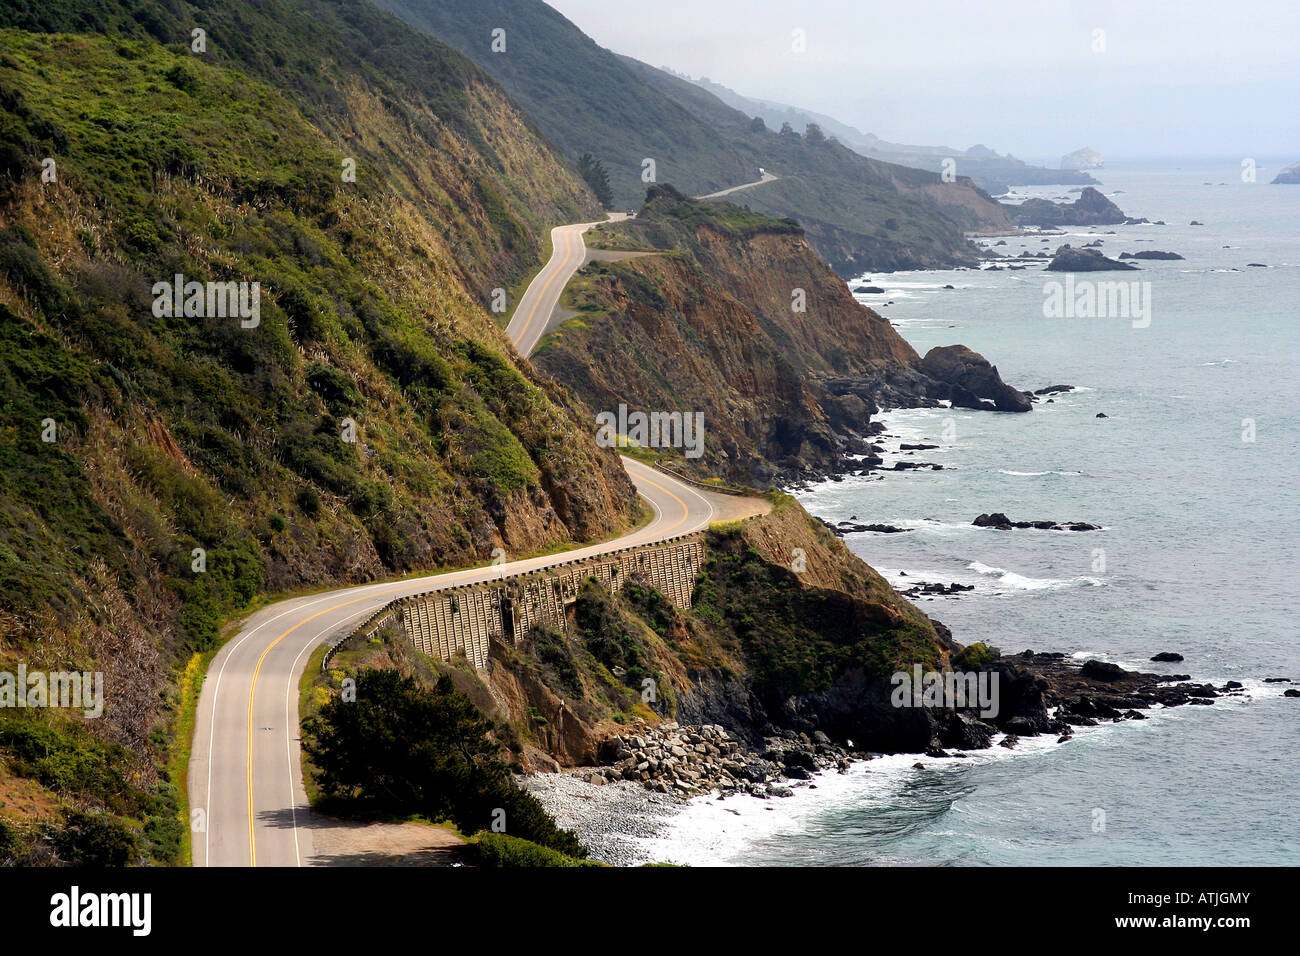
522;659;1286;866
524;163;1300;867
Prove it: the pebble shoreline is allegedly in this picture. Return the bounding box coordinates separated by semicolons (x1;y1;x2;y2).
518;774;683;866
521;720;863;865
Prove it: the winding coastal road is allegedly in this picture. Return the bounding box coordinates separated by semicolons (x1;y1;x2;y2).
696;169;777;200
190;196;770;867
506;213;626;357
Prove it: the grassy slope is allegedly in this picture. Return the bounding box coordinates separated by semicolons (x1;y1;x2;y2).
372;0;754;205
0;4;635;864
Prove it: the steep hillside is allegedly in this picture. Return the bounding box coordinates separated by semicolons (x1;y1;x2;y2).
371;0;754;202
0;0;604;300
371;0;1010;274
534;186;1030;483
0;8;635;865
617;56;1013;273
317;495;957;775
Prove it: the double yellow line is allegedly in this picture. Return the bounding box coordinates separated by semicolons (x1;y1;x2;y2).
243;218;700;865
244;472;695;865
515;227;578;352
245;586;402;866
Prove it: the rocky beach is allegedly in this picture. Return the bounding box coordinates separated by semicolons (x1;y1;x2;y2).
524;651;1285;864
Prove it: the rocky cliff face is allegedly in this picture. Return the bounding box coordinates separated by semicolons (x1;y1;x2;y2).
536;186;1031;483
387;497;964;768
1008;186;1130;227
449;498;1098;767
919;346;1034;412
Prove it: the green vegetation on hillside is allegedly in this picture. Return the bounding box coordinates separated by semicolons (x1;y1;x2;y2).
0;3;629;863
372;0;753;204
372;0;1003;273
577;153;614;209
694;526;944;700
302;668;586;857
0;0;601;292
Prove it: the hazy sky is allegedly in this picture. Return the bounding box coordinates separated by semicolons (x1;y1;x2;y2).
546;0;1300;162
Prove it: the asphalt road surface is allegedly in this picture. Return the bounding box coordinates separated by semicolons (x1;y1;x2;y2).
190;201;769;866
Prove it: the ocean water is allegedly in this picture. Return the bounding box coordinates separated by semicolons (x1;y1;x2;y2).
644;159;1300;866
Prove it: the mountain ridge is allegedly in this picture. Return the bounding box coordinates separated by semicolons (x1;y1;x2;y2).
680;69;1100;195
372;0;1012;274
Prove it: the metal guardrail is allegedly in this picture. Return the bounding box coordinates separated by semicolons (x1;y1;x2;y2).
321;605;396;672
651;461;763;498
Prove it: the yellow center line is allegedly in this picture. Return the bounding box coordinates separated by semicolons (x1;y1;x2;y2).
243;471;693;864
515;228;574;350
624;469;692;540
245;585;408;865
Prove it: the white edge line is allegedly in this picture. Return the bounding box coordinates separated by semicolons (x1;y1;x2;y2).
284;603;378;867
201;578;414;866
206;198;750;866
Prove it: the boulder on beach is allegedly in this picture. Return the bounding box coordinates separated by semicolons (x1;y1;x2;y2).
1081;659;1128;682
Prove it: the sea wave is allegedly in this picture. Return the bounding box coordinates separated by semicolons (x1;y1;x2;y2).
997;469;1084;477
623;690;1201;866
967;561;1104;591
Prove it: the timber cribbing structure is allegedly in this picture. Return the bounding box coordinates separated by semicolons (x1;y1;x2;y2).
326;532;708;671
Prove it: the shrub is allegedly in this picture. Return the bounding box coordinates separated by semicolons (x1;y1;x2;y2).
302;669;586;857
953;642;1000;670
296;486;321;516
51;809;137;866
465;832;601;868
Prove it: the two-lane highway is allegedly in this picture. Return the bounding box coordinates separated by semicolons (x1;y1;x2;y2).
506;213;625;357
190;202;770;867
